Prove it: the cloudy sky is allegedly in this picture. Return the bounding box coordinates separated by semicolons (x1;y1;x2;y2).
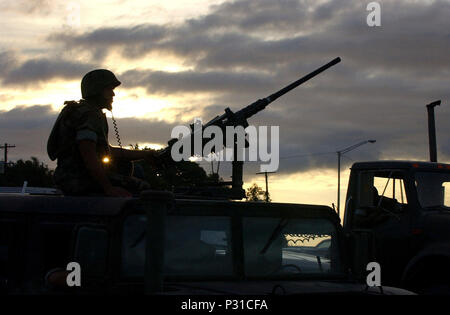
1;0;449;214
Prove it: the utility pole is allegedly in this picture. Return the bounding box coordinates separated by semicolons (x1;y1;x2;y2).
0;143;16;175
256;171;276;202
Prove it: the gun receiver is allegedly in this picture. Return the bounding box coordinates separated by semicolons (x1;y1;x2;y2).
160;57;341;199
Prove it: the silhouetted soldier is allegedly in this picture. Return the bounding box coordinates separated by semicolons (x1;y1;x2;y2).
48;69;158;197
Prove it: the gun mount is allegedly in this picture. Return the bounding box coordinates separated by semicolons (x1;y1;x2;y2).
160;57;342;200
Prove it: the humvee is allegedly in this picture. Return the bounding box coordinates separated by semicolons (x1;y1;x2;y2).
0;190;413;295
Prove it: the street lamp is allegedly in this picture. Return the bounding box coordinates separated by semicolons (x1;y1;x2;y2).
337;139;376;217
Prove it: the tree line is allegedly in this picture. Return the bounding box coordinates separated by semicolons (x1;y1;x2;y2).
0;154;269;202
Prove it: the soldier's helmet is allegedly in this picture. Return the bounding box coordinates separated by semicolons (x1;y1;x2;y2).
81;69;121;99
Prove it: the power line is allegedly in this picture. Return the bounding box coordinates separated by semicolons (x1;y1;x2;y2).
0;143;16;175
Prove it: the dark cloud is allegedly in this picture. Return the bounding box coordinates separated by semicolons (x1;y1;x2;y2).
0;51;18;76
0;52;97;86
49;0;321;64
47;0;450;73
185;0;311;33
120;68;275;95
48;24;169;60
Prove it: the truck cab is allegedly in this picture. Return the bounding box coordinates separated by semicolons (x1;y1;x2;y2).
343;160;450;293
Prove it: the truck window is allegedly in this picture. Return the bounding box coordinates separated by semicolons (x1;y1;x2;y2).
357;171;408;208
242;217;341;277
415;172;450;209
353;171;408;228
445;183;450;207
121;215;233;278
373;176;408;205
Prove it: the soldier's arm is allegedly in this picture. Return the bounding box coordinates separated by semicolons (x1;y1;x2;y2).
78;140;132;197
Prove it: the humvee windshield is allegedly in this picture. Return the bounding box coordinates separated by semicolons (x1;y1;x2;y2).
121;211;341;279
415;172;450;209
243;217;338;277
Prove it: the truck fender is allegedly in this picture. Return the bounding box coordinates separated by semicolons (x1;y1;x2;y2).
401;242;450;286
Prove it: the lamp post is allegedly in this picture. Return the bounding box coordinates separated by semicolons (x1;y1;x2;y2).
337;140;376;217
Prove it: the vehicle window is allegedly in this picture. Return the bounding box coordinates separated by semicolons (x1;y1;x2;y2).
358;171;408;208
121;215;233;278
316;239;331;249
415;172;450;209
242;218;341;277
373;177;408;205
354;171;407;228
445;183;450;207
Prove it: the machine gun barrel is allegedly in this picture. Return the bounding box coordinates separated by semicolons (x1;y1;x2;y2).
239;57;341;120
161;57;341;157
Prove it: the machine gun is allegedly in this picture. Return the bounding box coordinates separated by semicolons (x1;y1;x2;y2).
159;57;342;199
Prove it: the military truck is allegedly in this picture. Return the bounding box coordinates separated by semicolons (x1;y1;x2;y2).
343;160;450;294
0;190;414;295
